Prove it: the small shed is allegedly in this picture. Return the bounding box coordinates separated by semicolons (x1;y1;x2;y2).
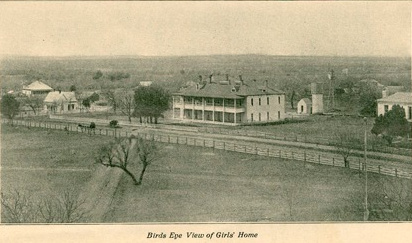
297;98;312;114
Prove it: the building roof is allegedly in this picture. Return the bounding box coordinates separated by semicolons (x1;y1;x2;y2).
23;81;53;91
44;91;77;103
173;79;284;99
299;98;312;105
377;92;412;104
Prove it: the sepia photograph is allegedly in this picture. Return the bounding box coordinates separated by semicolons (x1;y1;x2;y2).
0;1;411;242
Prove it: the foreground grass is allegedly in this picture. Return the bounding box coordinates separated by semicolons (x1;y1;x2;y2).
1;124;112;197
104;143;382;222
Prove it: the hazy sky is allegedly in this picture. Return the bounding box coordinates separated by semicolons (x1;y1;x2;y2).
0;1;410;57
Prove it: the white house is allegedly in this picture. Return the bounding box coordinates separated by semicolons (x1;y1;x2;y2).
297;98;312;114
172;75;285;125
44;91;78;114
377;92;412;122
22;81;53;96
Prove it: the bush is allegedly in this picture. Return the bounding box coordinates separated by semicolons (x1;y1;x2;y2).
90;122;96;129
109;120;118;128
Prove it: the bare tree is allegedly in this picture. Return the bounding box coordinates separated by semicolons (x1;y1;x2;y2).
1;190;88;223
96;138;139;185
333;130;361;168
117;90;134;123
22;95;44;115
368;176;412;221
135;137;159;185
96;136;160;185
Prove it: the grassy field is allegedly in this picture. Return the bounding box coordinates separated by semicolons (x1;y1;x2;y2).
104;143;380;222
1;124;112;198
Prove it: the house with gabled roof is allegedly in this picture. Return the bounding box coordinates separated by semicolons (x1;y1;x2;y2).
22;81;53;96
44;91;78;114
172;75;285;125
377;92;412;122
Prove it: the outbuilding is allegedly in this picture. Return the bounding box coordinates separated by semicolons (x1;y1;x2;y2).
297;98;312;114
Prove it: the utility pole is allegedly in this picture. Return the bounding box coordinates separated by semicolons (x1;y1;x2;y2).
327;69;335;111
363;117;369;221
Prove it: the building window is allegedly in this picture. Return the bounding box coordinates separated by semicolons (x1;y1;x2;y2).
259;98;261;106
251;98;254;106
251;113;254;122
278;96;281;104
267;97;269;105
384;105;389;113
267;112;269;120
259;113;261;121
278;111;280;119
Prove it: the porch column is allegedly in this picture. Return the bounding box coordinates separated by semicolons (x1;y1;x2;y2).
172;96;175;119
212;98;215;122
222;99;225;124
180;96;184;119
234;98;236;124
202;97;205;121
192;97;194;120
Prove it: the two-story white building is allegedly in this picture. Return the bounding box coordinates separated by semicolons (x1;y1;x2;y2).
377;92;412;122
172;76;285;125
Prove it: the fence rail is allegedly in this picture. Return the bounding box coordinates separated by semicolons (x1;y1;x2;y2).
3;118;412;180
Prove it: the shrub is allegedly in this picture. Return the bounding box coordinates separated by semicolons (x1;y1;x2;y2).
109;120;118;128
90;122;96;129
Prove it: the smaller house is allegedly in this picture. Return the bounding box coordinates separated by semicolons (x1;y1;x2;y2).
22;81;53;96
377;92;412;122
297;98;312;114
44;91;78;114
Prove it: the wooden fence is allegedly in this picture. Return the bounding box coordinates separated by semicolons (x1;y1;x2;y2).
4;118;411;180
198;126;412;156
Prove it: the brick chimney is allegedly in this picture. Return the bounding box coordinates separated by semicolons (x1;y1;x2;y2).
239;75;244;85
209;74;213;84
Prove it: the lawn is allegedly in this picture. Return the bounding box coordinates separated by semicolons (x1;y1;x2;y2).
1;124;112;198
104;143;384;222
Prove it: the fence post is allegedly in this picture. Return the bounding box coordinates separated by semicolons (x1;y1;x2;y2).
358;159;361;171
395;168;398;177
332;157;334;166
267;148;269;156
318;155;320;164
292;151;294;160
304;151;306;163
213;140;215;151
255;146;258;155
279;150;281;158
203;139;205;147
223;142;226;150
378;165;381;174
168;135;170;144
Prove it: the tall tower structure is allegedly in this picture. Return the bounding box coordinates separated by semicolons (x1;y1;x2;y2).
327;69;335;111
311;82;324;114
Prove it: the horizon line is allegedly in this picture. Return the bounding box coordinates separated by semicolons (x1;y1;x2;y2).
1;53;411;59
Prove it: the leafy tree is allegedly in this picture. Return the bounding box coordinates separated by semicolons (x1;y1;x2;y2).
134;86;170;124
371;105;410;145
82;98;91;109
69;84;77;92
93;70;103;80
1;94;20;124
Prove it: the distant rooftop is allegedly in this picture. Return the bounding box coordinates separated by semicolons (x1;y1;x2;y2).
174;76;284;99
44;91;77;103
377;92;412;104
23;81;53;91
